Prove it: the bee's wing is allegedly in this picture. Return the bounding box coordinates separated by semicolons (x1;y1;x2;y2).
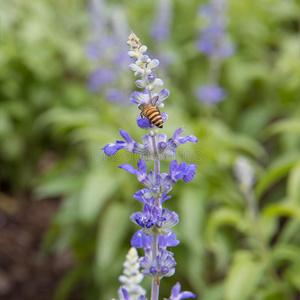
150;96;159;106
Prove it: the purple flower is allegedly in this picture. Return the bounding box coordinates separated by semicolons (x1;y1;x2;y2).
102;130;145;156
196;84;227;104
130;89;170;106
105;89;129;103
151;0;173;42
88;68;116;92
131;231;180;250
158;232;180;249
140;248;176;278
130;206;179;235
164;160;198;185
119;159;197;197
196;0;234;58
166;282;196;300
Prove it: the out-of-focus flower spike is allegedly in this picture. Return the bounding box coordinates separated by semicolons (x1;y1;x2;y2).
116;247;146;300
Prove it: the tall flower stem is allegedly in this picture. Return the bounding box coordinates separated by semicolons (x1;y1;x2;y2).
207;56;221;84
151;134;160;300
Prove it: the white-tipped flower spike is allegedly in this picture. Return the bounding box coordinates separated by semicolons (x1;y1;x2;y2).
234;157;255;192
127;31;164;93
117;247;146;300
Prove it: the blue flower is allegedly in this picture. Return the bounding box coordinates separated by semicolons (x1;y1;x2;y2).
151;0;173;42
196;0;234;58
196;84;227;104
140;248;176;279
102;130;144;156
119;159;197;197
102;127;198;160
165;282;196;300
88;68;116;92
130;205;179;235
131;89;170;106
132;189;171;204
158;232;180;249
131;231;180;249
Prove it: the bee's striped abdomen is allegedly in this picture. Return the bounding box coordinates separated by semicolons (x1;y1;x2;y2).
144;105;164;128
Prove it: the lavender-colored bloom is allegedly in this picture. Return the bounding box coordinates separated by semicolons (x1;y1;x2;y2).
130;206;179;235
151;0;173;42
140;248;176;278
102;127;198;160
88;68;116;92
86;0;131;102
133;189;171;204
102;130;144;156
196;0;234;58
166;282;196;300
196;84;227;104
106;32;198;298
119;159;197;197
131;231;180;249
106;89;128;103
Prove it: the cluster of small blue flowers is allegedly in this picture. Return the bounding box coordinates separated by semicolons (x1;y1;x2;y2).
86;0;131;103
195;0;234;104
103;31;197;300
151;0;173;43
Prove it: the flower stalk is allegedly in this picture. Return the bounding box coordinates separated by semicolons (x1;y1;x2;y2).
105;31;197;300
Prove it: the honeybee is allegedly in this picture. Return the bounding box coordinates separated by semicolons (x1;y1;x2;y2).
138;96;164;128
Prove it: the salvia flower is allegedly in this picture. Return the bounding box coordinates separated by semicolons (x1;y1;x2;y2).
195;0;234;105
151;0;173;42
165;282;196;300
234;157;256;192
112;247;146;300
130;205;179;235
86;0;131;103
104;32;196;300
119;158;197;197
131;231;180;250
140;248;176;279
196;0;234;58
196;84;227;104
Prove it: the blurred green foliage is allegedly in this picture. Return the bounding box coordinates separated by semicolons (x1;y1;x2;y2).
1;0;299;300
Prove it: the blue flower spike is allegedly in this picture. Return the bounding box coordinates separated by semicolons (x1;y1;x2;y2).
105;31;197;300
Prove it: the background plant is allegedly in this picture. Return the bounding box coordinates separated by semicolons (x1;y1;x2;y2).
1;0;299;299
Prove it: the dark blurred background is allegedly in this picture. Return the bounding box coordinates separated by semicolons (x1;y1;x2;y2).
0;0;299;299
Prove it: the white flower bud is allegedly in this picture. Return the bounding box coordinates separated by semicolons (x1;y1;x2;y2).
128;51;137;58
153;78;164;88
135;79;146;88
147;59;159;70
139;45;147;53
128;63;141;72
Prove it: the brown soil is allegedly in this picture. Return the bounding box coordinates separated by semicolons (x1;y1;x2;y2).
0;194;73;300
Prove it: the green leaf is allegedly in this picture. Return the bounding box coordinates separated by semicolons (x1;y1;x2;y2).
287;160;300;202
272;244;300;265
96;202;130;271
54;265;88;300
225;251;264;300
284;259;300;289
79;167;118;224
204;208;242;249
263;201;300;221
267;119;300;136
178;187;205;250
256;153;300;199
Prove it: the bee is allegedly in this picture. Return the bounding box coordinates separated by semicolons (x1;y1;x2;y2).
138;96;164;128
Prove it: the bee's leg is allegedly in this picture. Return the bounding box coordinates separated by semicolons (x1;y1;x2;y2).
140;112;144;118
157;108;161;114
